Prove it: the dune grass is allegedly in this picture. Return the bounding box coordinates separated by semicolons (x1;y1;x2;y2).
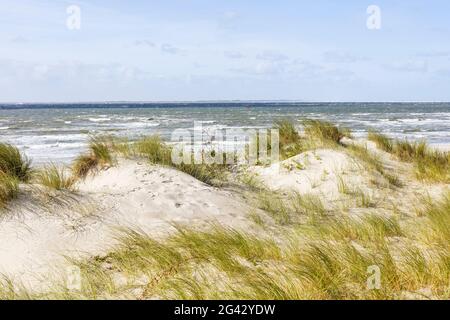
274;120;305;159
72;136;114;179
346;144;402;187
135;135;172;164
133;135;230;186
35;165;76;191
250;120;303;161
368;130;449;183
0;172;19;208
255;189;328;225
419;191;450;246
0;142;32;182
3;193;450;299
252;119;351;162
368;129;393;153
291;192;327;217
302;119;351;146
257;191;291;225
22;198;449;300
313;214;403;244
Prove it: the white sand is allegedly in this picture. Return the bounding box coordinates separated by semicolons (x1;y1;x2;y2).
250;149;367;200
0;160;253;289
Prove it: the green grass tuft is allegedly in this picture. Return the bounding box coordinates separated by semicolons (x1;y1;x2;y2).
368;131;449;183
302;119;350;145
135;135;172;164
35;164;76;191
0;142;33;182
368;130;393;153
420;191;450;246
72;136;115;179
0;172;19;208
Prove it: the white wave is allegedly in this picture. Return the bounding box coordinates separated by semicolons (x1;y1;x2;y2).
89;118;111;122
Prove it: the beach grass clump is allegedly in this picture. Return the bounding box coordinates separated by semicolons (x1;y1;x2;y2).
346;144;402;187
35;164;76;191
72;136;115;179
135;135;172;164
314;214;403;244
419;191;450;246
0;142;32;182
275;119;301;146
302;119;350;145
72;155;98;179
174;162;229;187
291;192;327;217
275;120;305;159
0;172;19;208
133;135;231;186
250;121;303;161
89;136;114;164
397;140;450;183
368;131;449;183
413;149;449;183
367;130;393;152
257;191;291;225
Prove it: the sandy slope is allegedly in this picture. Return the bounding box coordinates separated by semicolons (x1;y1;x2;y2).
0;160;253;289
250;148;363;199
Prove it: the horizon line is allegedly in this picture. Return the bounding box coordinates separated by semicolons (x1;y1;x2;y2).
1;100;450;105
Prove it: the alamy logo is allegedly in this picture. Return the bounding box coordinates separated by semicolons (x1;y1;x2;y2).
170;122;280;167
66;5;81;30
366;5;382;30
66;265;82;291
367;265;381;290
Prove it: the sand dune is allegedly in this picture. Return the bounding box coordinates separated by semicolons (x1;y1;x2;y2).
0;160;253;290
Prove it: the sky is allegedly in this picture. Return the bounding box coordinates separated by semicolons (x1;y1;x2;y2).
1;0;450;102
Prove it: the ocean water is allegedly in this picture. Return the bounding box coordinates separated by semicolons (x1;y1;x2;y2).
1;102;449;164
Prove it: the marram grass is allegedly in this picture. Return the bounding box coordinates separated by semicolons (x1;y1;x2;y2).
10;203;449;300
35;164;76;191
0;172;19;208
368;130;449;183
72;136;115;179
0;142;33;182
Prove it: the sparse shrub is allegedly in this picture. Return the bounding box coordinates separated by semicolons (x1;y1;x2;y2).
0;143;32;182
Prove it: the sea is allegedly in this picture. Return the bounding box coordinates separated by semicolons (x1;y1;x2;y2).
1;102;449;164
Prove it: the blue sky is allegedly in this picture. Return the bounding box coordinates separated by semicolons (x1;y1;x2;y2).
1;0;450;102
